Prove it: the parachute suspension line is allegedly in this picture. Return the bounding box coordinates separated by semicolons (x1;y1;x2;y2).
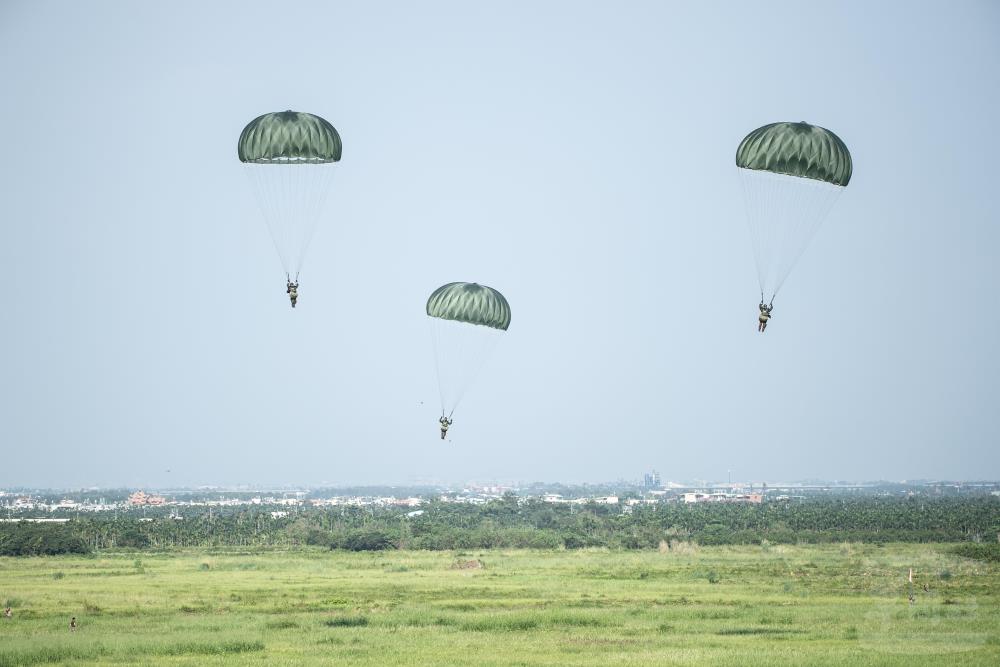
755;170;772;292
431;319;472;419
292;162;336;276
739;169;843;300
245;166;287;274
244;162;337;278
429;318;502;419
248;165;300;274
302;163;336;273
281;165;299;272
771;178;841;296
271;166;290;269
761;170;792;298
770;172;808;293
428;319;448;417
441;319;474;418
739;167;775;297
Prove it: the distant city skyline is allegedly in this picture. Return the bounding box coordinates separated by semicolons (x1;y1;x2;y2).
3;475;999;495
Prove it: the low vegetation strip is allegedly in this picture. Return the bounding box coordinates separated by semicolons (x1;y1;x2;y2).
2;496;997;554
952;543;1000;563
0;644;109;667
323;615;369;627
0;640;264;666
715;627;807;636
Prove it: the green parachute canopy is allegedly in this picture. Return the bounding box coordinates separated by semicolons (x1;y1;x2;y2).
238;110;342;164
426;282;511;331
736;122;851;186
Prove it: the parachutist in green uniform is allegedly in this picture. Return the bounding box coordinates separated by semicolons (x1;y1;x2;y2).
737;122;851;315
286;279;299;308
439;416;453;440
758;300;773;332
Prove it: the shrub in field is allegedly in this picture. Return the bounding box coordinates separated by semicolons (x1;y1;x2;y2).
733;529;763;544
305;529;333;547
695;524;734;546
333;529;395;552
543;612;608;628
460;615;539;632
500;528;561;549
147;640;264;656
0;643;109;666
716;627;803;636
392;611;458;627
409;530;462;550
563;533;600;549
323;615;369;627
179;604;209;613
951;542;1000;563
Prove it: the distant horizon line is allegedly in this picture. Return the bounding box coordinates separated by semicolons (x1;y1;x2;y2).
3;478;999;493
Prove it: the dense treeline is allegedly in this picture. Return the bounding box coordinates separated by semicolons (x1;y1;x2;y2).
0;523;91;556
1;496;997;555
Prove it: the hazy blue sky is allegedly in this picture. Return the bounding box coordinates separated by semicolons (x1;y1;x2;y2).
1;0;998;488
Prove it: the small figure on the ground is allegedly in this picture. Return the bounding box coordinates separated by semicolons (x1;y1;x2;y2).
286;279;299;308
69;617;77;632
758;299;773;333
439;416;453;440
3;606;11;618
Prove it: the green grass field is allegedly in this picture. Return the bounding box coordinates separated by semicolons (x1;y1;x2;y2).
1;544;997;666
